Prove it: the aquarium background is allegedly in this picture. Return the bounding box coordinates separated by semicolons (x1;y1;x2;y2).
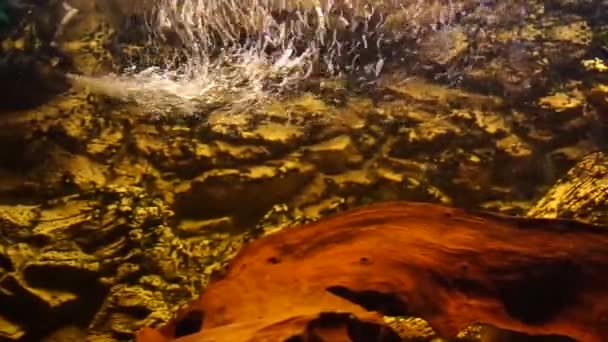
0;0;608;341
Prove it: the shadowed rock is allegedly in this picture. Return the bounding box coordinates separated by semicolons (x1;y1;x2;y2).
0;51;70;111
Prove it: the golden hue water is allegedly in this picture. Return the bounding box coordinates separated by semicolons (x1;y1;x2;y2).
0;1;607;341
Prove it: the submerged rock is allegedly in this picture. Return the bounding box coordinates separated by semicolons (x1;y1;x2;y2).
172;160;316;223
0;51;70;111
0;3;606;339
528;151;608;225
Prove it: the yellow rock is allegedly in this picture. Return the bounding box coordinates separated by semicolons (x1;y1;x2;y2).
538;91;584;113
582;58;608;72
0;315;25;340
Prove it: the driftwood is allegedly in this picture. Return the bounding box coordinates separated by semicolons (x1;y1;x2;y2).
135;201;608;342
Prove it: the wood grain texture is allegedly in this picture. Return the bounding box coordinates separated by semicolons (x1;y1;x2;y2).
136;201;608;342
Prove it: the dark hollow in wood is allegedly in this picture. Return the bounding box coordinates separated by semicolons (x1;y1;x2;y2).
135;201;608;342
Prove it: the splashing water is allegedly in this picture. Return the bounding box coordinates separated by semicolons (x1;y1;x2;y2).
72;0;337;114
70;48;302;114
70;0;527;115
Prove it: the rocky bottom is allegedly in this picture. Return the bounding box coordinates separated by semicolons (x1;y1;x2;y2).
0;74;607;341
1;0;608;341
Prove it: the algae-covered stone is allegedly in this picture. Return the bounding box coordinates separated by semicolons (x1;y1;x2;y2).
2;244;35;272
375;164;452;205
462;13;592;99
418;25;469;66
23;250;100;290
547;18;592;45
528;151;608;225
383;316;437;341
382;316;498;342
0;205;39;244
586;84;608;115
132;124;215;177
40;325;87;342
302;135;363;174
241;123;305;145
173;160;316;220
0;272;80;327
0;314;25;341
93;284;171;335
213;141;271;163
394;119;462;157
0;68;600;342
33;200;93;238
54;12;115;75
495;134;532;159
176;217;235;236
379;76;503;111
538;90;585;116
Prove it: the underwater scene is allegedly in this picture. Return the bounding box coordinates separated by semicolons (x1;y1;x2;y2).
1;0;608;341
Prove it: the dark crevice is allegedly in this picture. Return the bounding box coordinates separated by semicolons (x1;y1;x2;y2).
174;310;204;337
496;261;582;325
326;286;408;317
0;253;14;271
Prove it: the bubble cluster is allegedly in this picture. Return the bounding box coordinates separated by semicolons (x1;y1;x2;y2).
77;0;529;115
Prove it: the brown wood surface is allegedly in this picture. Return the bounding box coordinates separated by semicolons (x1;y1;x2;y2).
135;201;608;342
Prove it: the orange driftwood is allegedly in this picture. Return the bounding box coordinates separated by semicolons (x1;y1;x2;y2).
136;201;608;342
